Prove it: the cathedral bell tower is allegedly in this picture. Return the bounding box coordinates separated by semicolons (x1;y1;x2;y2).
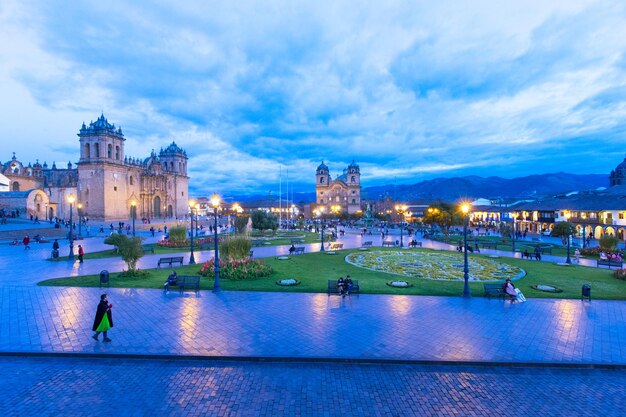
315;161;330;207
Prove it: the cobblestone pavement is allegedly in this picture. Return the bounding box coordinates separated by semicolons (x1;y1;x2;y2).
2;356;624;417
2;286;625;365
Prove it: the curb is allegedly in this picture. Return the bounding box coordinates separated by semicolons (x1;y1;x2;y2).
1;351;625;370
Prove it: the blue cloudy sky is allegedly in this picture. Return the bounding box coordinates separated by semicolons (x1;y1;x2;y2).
2;0;626;195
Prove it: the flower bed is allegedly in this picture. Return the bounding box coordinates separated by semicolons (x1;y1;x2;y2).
345;251;525;282
199;258;273;280
276;278;300;286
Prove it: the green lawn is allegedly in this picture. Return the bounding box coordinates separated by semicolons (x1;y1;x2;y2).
38;248;626;300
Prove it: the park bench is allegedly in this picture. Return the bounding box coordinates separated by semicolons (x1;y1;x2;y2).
157;256;184;268
167;275;201;295
327;279;360;295
328;243;344;250
382;240;395;247
481;242;498;250
483;283;507;300
142;245;155;254
408;241;422;248
361;241;373;248
293;247;305;255
597;259;623;269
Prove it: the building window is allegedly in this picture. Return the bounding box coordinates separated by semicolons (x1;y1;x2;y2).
351;176;355;182
95;143;100;157
12;182;19;191
320;199;324;204
116;146;120;160
108;144;112;158
85;143;90;158
114;186;117;191
320;192;324;195
130;176;134;185
320;177;324;184
352;199;356;204
620;213;625;220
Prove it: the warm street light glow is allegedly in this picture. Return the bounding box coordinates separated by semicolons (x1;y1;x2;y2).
211;193;220;208
77;203;82;210
461;203;470;214
130;201;136;207
67;194;75;204
188;199;196;209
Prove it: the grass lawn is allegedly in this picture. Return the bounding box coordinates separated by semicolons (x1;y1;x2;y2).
38;248;626;300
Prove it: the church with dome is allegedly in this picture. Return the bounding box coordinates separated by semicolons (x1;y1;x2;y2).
0;114;189;221
609;156;626;186
315;161;362;214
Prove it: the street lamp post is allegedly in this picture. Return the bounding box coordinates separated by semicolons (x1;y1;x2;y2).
461;203;471;297
316;207;325;251
211;193;221;292
188;200;196;265
395;205;408;247
67;194;75;261
77;203;83;238
565;211;572;264
511;213;516;253
130;201;136;237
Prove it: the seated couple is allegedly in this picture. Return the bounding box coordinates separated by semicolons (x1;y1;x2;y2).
336;275;353;297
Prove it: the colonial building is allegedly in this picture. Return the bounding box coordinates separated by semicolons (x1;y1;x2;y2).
314;161;361;215
0;114;189;221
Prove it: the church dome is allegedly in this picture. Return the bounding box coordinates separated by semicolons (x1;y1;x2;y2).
159;141;187;157
316;161;329;174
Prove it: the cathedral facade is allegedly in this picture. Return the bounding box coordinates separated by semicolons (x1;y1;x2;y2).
1;114;189;221
315;161;361;214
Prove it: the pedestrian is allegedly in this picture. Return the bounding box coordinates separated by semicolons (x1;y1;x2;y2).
23;235;30;250
52;239;60;258
78;245;84;263
92;294;113;342
150;226;155;237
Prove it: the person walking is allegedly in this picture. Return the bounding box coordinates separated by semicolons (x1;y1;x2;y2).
23;235;30;250
52;239;60;259
92;294;113;342
78;245;84;263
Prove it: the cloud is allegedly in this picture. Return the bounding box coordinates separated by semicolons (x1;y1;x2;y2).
1;0;626;196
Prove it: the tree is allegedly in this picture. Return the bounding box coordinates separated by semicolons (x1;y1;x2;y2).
423;203;463;238
234;215;250;234
550;221;577;241
104;234;144;271
599;234;619;252
498;222;513;243
251;210;278;231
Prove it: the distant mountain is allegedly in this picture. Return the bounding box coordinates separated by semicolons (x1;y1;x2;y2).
228;173;608;204
363;173;608;201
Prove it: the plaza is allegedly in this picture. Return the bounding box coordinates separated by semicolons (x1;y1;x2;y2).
1;218;626;416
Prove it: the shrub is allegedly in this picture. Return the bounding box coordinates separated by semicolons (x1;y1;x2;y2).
219;235;252;261
600;235;619;252
199;258;273;280
614;268;626;281
168;226;187;243
157;237;216;248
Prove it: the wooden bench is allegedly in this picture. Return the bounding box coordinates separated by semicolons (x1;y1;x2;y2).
168;275;201;295
328;243;344;250
293;247;305;255
157;256;184;268
408;241;422;248
483;283;506;300
382;240;396;247
142;245;155;254
481;242;498;250
327;279;360;295
597;259;623;269
361;241;373;248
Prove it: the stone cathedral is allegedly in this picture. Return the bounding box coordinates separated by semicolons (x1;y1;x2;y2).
1;114;189;221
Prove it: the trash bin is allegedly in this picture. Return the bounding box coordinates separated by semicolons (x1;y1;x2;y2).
582;284;591;302
99;270;110;288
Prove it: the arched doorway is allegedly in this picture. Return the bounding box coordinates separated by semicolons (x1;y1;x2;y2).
168;205;173;218
153;196;161;217
594;226;604;239
12;182;19;191
49;207;54;220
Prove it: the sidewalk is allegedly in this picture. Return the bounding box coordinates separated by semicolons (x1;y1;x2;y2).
1;286;625;366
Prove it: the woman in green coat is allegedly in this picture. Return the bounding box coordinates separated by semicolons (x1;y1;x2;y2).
92;294;113;342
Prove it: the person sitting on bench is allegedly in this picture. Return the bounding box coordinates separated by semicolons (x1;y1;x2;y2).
164;271;178;293
336;276;345;296
502;278;517;302
523;249;530;259
289;244;296;255
344;275;353;297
